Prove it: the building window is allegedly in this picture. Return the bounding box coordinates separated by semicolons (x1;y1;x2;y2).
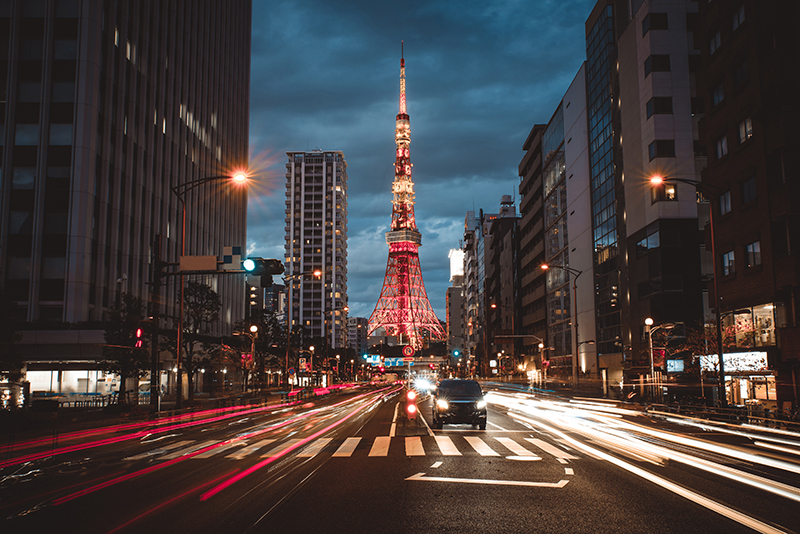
636;229;660;257
722;250;735;276
644;54;671;77
719;190;732;215
651;181;677;203
715;136;728;159
642;12;669;36
732;5;745;31
734;60;749;86
712;83;725;106
709;31;721;55
738;118;753;143
742;176;757;203
746;241;761;268
646;97;673;118
648;140;675;160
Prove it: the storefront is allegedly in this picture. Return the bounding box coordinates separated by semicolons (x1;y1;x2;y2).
700;350;775;409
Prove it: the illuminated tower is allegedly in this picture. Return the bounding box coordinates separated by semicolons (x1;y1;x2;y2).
369;45;446;349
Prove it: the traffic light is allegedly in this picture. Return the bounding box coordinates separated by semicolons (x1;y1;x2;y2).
404;388;418;420
453;349;460;358
242;257;285;287
135;326;143;348
429;363;436;370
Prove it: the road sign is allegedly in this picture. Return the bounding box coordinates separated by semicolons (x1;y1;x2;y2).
402;345;415;357
299;357;307;371
402;357;414;362
288;367;295;375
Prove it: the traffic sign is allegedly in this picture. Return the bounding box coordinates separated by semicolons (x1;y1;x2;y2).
288;367;296;375
402;357;414;362
402;345;415;357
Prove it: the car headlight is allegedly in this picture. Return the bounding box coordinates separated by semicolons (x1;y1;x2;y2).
477;400;487;409
436;399;449;410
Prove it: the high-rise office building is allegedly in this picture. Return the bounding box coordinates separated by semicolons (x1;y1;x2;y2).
284;150;348;351
2;0;252;394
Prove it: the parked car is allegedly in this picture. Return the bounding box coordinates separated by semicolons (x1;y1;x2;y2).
431;379;487;430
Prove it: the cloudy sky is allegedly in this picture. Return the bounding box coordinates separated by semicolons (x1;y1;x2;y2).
245;0;596;320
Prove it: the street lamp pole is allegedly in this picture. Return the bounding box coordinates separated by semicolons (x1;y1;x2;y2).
170;172;247;409
650;176;726;406
541;263;582;391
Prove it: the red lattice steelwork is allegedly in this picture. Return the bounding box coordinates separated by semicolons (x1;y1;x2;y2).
369;45;446;349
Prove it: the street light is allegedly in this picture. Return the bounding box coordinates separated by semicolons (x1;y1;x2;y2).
171;171;248;409
283;269;322;391
650;175;726;406
645;318;675;403
541;263;582;391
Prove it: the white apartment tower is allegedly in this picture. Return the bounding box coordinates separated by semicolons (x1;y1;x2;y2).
284;150;348;350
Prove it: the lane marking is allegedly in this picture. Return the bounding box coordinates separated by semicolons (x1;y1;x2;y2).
390;402;399;437
193;441;243;459
434;436;462;456
297;438;332;458
226;438;275;460
525;438;579;460
369;436;391;457
261;439;302;458
159;440;217;460
406;472;569;488
406;436;425;456
464;436;500;456
123;440;192;461
564;467;574;475
332;437;361;457
431;461;443;468
496;437;541;459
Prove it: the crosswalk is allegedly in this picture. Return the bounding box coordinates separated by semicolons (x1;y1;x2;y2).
123;434;580;463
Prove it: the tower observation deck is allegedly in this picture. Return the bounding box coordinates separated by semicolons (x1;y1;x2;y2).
368;44;446;349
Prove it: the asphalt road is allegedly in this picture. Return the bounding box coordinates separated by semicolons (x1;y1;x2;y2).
1;382;799;534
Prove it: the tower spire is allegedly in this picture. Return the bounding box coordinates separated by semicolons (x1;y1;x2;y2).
369;45;446;350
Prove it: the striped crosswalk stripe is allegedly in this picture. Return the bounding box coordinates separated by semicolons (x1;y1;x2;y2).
495;437;540;459
261;438;302;458
405;436;425;456
124;440;193;461
160;440;217;460
333;437;361;457
369;436;391;456
464;436;500;456
226;438;275;460
298;438;333;458
525;438;579;460
434;436;462;456
193;440;243;459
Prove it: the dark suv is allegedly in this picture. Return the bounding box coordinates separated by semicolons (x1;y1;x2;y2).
431;379;487;430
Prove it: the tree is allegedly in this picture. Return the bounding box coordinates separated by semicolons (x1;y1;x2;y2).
182;281;221;402
102;292;149;404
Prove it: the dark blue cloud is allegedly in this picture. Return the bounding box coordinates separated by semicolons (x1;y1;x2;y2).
247;0;595;319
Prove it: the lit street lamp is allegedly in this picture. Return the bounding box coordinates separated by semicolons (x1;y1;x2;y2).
541;263;582;390
171;172;248;409
650;175;726;406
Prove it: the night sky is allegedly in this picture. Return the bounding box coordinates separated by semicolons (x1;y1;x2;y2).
245;0;596;320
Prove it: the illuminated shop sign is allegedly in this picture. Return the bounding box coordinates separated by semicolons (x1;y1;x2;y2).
700;351;768;372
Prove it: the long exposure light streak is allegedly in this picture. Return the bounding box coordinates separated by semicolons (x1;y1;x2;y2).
200;387;398;501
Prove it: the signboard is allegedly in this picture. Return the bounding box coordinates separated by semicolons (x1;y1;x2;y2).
299;357;307;371
369;357;414;367
402;357;414;362
402;345;415;358
666;359;684;373
700;351;768;373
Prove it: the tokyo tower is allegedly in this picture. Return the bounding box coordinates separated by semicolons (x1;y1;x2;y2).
368;44;446;349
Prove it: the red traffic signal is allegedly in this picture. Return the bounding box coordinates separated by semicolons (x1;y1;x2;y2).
405;388;418;419
429;363;436;370
135;327;143;348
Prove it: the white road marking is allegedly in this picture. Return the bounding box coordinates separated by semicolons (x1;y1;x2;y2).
464;436;500;456
193;441;243;458
332;437;361;457
434;436;462;456
123;440;192;460
431;461;443;468
159;440;217;460
226;438;275;459
369;436;391;456
525;438;579;460
406;472;569;488
496;437;541;459
261;439;302;458
564;467;574;475
297;438;332;458
406;436;425;456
